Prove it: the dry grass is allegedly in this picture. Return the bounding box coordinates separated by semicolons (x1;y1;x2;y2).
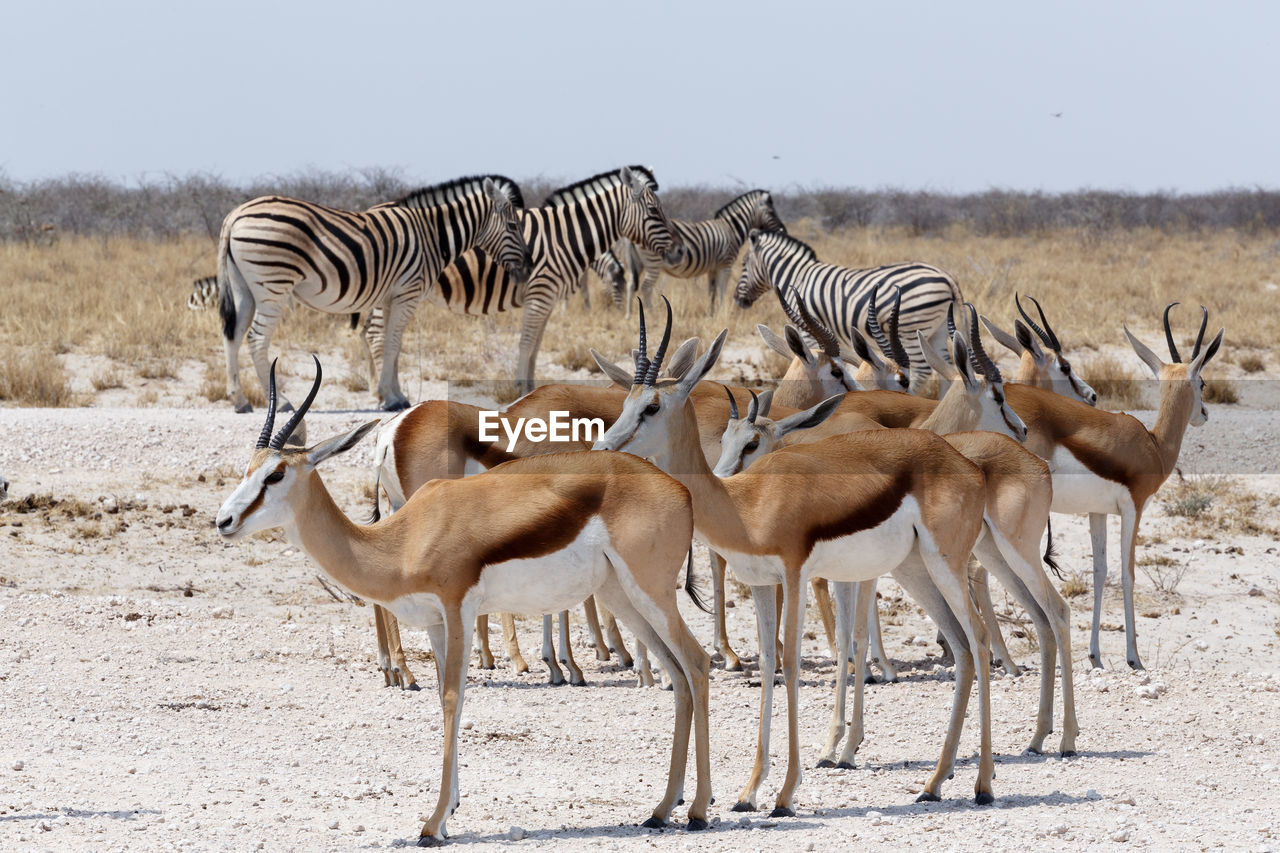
90;364;125;391
1202;377;1239;404
1138;553;1189;594
1238;353;1266;373
1059;573;1090;599
1160;471;1277;537
1083;354;1146;409
0;227;1266;407
0;347;78;406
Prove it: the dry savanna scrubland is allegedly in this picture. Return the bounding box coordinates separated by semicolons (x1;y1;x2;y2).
2;222;1280;851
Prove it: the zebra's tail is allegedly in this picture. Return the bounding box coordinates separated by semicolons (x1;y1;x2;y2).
216;216;252;342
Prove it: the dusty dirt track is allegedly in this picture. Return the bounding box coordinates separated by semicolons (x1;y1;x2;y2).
3;374;1280;851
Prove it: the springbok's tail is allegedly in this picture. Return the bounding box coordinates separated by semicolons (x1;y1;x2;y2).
683;548;711;614
1043;516;1063;580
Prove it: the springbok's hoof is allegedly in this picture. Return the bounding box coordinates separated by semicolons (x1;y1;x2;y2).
769;806;795;818
975;791;995;806
730;801;755;812
687;817;708;832
915;791;941;803
641;817;668;829
416;834;445;847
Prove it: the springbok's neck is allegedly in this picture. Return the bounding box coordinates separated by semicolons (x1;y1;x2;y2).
773;359;821;410
1148;379;1196;479
918;384;980;434
288;472;407;604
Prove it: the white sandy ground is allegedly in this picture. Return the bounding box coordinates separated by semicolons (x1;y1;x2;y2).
2;357;1280;851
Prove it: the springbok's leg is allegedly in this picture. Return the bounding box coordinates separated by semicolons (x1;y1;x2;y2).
734;584;779;812
373;605;394;687
771;578;805;817
635;640;655;687
1120;504;1145;671
1088;512;1109;669
541;614;566;685
582;596;611;662
972;565;1020;676
500;614;528;674
417;609;472;844
710;552;741;670
810;578;838;658
600;608;634;668
865;581;899;683
381;607;417;690
557;610;586;686
818;580;857;766
836;579;873;768
475;614;495;670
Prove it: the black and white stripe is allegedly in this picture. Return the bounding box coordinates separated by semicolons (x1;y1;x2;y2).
617;189;786;315
428;166;682;392
735;230;963;378
187;276;219;311
216;175;531;412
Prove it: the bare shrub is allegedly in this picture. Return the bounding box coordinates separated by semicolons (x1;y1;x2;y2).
0;348;77;406
1237;353;1265;373
1202;378;1238;404
1085;354;1145;409
1060;573;1089;599
90;365;125;391
1138;553;1189;594
1160;472;1276;537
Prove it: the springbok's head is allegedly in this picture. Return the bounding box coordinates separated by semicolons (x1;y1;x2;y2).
845;287;911;392
712;387;844;477
594;297;729;467
981;294;1097;406
758;281;859;403
618;167;683;266
477;177;533;283
1124;303;1224;428
931;304;1028;441
215;357;378;540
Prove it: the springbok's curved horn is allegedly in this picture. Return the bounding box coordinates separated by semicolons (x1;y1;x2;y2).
634;299;651;383
725;384;739;420
885;287;911;369
643;295;673;386
1163;302;1182;362
1025;295;1062;352
746;389;760;424
271;355;322;449
797;302;841;361
256;360;280;449
1191;305;1209;359
967;304;1003;384
1016;293;1055;353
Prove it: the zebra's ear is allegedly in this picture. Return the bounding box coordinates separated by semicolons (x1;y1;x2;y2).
665;337;701;382
757;324;796;362
621;166;644;199
783;325;817;366
482;178;510;212
590;348;635;388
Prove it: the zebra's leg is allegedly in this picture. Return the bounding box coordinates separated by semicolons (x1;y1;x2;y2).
708;267;730;316
374;295;415;411
245;299;301;435
577;270;592;310
359;307;383;394
515;288;555;395
638;268;660;316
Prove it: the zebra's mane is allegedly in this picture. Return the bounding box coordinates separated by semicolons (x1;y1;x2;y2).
714;189;768;221
395;175;525;211
542;166;657;208
760;229;817;262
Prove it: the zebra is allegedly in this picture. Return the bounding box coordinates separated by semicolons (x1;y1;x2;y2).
217;175;532;413
612;189;787;317
734;229;963;381
190;274;362;332
414;165;682;393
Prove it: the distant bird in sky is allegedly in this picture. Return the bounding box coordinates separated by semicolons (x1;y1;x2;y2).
772;154;781;159
1050;112;1063;118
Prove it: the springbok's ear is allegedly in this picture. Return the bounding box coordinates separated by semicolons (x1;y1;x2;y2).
1189;328;1225;376
849;328;883;370
756;388;775;418
757;324;795;361
1014;319;1047;364
774;393;845;439
590;349;635;388
678;329;729;396
782;325;817;366
306;420;380;468
918;329;959;382
950;334;981;392
1124;326;1165;379
665;337;700;381
981;316;1023;356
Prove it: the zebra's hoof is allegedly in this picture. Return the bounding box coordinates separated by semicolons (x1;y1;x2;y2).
234;403;253;414
382;398;411;412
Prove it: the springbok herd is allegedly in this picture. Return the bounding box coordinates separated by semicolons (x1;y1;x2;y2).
203;167;1228;846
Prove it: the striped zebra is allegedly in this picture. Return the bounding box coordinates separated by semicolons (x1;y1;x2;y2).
190;274;362;331
735;229;963;380
217;175;531;413
417;166;682;392
610;189;786;317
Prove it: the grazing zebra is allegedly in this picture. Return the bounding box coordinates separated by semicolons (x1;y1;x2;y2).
613;189;786;317
418;166;682;393
217;175;532;413
735;229;963;380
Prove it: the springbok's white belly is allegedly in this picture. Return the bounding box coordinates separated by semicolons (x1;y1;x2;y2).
1047;446;1131;516
384;516;612;627
713;497;920;587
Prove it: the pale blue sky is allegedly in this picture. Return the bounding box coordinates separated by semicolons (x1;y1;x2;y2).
4;1;1278;193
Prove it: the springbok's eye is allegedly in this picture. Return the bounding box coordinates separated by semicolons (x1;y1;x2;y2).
644;401;661;416
264;470;285;485
743;439;760;454
830;366;843;379
900;375;910;389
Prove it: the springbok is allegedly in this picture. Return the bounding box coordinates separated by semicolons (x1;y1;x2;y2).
595;304;996;814
215;358;712;844
1006;304;1224;670
716;326;1079;760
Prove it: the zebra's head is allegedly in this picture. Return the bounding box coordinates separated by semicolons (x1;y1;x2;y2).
478;178;533;283
734;229;781;308
749;192;787;236
618;167;684;266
